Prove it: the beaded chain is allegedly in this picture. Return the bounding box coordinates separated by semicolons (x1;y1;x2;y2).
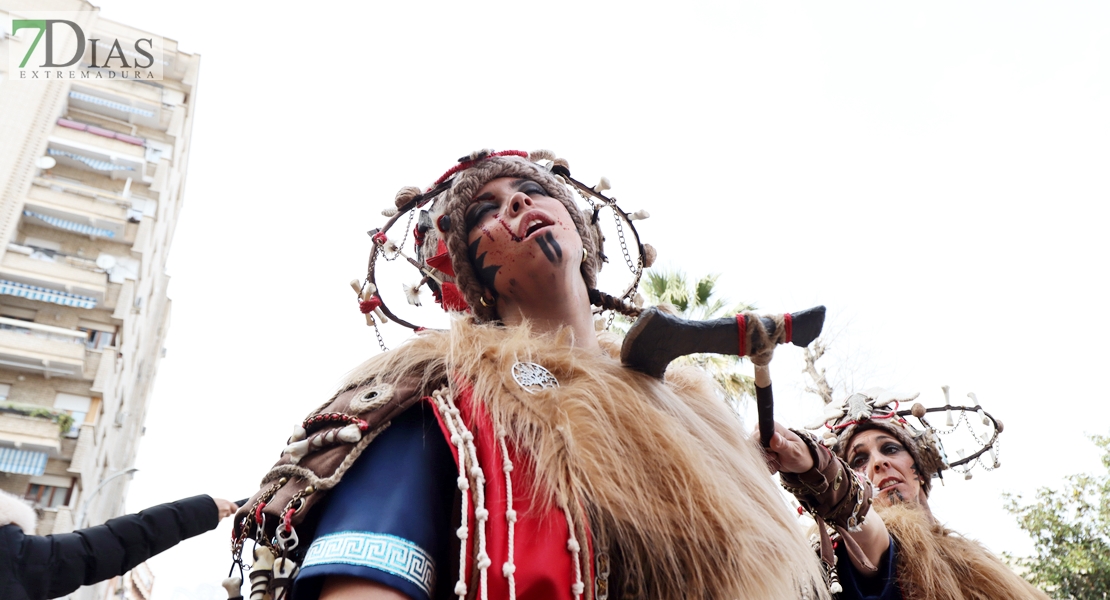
497;431;519;599
432;387;490;600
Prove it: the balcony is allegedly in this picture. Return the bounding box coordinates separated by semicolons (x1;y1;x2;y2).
31;175;153;230
53;119;146;160
0;317;87;378
0;251;107;305
46;138;145;183
67;87;161;131
0;410;63;454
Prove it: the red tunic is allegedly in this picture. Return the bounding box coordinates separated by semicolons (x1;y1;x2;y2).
429;386;592;600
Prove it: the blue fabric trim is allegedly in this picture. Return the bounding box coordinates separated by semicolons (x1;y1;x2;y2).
304;531;436;596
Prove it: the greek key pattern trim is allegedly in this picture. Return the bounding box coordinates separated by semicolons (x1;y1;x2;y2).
303;531;435;596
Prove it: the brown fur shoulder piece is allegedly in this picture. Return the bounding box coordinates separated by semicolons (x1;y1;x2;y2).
880;504;1049;600
344;317;827;600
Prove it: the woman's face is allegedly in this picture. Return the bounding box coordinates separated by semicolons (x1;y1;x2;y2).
464;177;582;299
846;428;924;506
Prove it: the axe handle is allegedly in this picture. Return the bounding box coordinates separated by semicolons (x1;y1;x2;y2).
756;385;774;447
754;365;774;447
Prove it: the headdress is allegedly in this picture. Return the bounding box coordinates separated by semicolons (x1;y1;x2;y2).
352;150;655;348
802;344;1002;495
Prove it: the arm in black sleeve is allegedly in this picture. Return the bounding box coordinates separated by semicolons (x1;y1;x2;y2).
12;494;219;600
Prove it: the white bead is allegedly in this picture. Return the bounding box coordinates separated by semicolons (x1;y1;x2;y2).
456;525;468;540
451;434;462;446
506;510;518;522
572;582;585;595
475;507;489;521
477;553;491;569
502;563;516;577
830;582;843;594
470;466;483;478
457;476;469;491
567;538;580;552
454;581;467;596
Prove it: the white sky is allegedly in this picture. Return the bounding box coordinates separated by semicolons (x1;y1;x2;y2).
76;2;1110;598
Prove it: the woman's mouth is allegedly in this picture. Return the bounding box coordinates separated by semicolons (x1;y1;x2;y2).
876;477;903;492
518;212;554;239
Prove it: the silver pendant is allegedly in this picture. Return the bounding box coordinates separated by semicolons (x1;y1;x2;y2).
511;361;559;394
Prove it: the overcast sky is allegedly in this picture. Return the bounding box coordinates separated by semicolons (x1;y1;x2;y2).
63;2;1110;598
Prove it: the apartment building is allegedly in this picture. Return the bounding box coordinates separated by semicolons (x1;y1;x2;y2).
0;2;199;597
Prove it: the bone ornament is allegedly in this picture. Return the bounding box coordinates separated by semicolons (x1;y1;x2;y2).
349;279;388;325
249;546;275;600
283;424;363;463
269;557;300;600
221;576;244;600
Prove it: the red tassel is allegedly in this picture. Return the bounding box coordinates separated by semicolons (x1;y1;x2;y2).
439;282;469;312
426;240;455;276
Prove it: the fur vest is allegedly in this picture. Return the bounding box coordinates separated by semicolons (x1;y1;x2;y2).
879;504;1049;600
340;318;827;600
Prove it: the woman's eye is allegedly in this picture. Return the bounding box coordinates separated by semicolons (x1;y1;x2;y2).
882;443;902;454
849;455;867;470
521;183;545;195
465;202;498;230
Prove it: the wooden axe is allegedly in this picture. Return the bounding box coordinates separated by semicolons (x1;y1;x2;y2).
620;305;826;445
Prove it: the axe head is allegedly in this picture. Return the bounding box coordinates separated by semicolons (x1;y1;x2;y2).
789;305;825;347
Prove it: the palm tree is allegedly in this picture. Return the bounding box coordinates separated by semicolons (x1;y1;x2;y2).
626;269;757;409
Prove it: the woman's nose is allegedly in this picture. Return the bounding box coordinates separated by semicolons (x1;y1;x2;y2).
508;192;533;215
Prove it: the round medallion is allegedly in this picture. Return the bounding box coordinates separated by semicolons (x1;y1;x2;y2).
511;362;559;394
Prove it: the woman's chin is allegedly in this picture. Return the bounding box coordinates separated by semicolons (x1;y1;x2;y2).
874;484;918;508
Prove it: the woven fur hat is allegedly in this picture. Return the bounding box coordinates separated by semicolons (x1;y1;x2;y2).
409;150;603;322
819;389;948;496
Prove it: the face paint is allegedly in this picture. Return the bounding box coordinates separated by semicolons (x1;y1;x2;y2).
535;230;563;264
463;177;583;301
468;238;502;289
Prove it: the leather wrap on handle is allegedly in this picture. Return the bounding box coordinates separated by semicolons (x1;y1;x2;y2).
756;383;774;447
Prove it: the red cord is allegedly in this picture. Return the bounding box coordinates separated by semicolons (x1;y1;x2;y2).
255;502;266;523
283;508;295;532
359;296;382;314
736;314;747;356
784;313;793;344
430;150;530;188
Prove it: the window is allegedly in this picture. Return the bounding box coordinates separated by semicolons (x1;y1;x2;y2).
0;383;10;401
25;483;71;509
54;393;92;438
79;328;116;350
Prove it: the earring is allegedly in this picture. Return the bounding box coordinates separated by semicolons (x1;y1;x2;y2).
479;296;492;307
581;248;588;264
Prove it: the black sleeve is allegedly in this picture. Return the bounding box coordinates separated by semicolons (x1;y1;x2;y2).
14;495;219;600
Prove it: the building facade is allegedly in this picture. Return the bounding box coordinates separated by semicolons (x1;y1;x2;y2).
0;2;198;598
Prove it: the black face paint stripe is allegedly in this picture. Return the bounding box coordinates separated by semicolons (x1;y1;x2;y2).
468;238;502;289
544;231;562;261
536;234;557;263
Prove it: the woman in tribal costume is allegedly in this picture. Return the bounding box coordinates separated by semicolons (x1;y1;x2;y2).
765;387;1050;600
228;150;828;600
